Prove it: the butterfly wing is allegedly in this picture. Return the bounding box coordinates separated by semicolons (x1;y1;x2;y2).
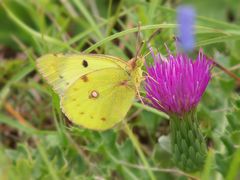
36;53;127;95
61;68;135;130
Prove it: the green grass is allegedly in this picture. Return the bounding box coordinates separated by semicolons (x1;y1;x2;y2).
0;0;240;179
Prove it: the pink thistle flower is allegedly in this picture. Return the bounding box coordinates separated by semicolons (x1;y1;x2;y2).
145;48;213;116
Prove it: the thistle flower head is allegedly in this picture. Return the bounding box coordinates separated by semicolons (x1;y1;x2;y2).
145;49;213;116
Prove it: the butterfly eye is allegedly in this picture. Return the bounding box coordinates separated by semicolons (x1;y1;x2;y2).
82;60;88;67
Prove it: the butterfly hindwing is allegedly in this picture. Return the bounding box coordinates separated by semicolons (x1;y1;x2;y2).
36;54;127;95
60;68;135;130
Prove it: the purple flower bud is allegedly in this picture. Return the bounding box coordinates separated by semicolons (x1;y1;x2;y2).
145;48;212;116
177;6;196;52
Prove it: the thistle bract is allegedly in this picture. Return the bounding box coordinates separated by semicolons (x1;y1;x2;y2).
145;48;212;172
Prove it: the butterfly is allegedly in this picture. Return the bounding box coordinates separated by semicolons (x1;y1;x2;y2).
36;53;144;131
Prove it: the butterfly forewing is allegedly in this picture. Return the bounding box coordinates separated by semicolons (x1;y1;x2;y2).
36;54;128;96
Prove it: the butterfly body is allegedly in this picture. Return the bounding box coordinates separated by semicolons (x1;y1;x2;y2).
127;57;144;88
37;53;143;130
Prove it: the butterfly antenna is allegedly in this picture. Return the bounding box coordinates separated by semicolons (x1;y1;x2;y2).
143;50;152;58
134;22;144;61
137;27;163;56
141;28;162;65
146;28;162;45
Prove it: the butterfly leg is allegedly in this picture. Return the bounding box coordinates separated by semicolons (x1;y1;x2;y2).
135;84;145;105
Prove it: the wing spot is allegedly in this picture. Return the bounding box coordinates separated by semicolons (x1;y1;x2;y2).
90;115;93;119
73;87;78;91
89;90;99;99
119;80;128;86
82;60;88;67
81;75;88;82
101;117;106;121
72;98;77;101
80;112;84;115
59;75;64;79
66;82;70;85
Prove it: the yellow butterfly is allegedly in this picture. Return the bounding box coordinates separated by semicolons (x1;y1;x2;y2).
36;53;143;131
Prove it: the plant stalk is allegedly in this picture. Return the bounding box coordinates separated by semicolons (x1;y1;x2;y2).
124;122;156;180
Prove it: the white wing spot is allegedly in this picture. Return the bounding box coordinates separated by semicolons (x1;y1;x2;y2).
89;90;99;99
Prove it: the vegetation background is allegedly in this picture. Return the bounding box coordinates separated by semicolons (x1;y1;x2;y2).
0;0;240;179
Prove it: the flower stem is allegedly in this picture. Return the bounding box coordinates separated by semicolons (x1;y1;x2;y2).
123;122;156;180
